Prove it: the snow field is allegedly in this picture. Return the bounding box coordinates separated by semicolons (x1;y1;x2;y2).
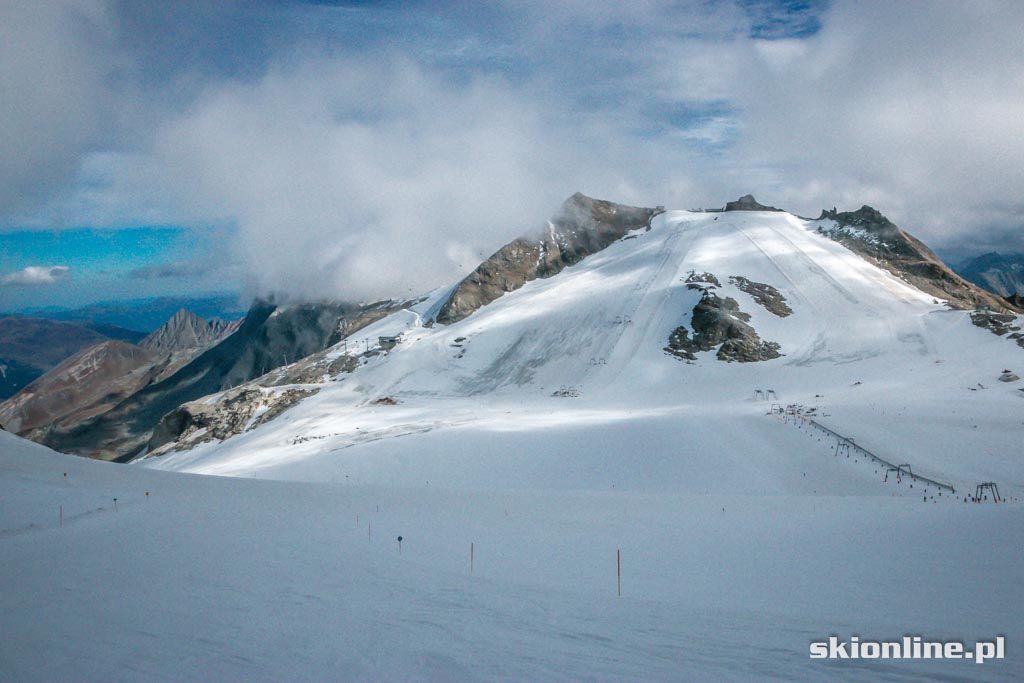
2;432;1021;681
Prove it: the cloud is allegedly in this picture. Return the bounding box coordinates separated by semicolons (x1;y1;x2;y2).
1;266;71;287
0;1;118;218
4;0;1024;309
722;0;1024;240
140;56;669;302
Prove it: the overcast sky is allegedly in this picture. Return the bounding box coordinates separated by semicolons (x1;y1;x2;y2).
1;0;1022;311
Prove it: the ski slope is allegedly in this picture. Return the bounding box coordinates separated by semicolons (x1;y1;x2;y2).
3;430;1022;681
4;209;1023;680
148;210;1024;497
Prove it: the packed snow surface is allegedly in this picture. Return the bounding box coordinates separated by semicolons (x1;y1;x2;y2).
3;210;1023;680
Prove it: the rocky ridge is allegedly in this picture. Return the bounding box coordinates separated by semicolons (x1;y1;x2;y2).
139;309;242;353
814;206;1017;314
436;193;661;324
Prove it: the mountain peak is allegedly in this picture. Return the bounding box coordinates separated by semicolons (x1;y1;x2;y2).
140;309;240;353
435;193;659;324
814;205;1018;313
724;195;783;212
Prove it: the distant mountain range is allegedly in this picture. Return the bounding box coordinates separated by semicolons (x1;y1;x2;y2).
953;252;1024;297
13;294;249;333
0;317;146;400
0;308;243;447
0;298;406;460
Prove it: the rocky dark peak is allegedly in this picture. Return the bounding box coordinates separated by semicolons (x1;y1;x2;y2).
436;193;660;324
816;206;1019;314
140;308;241;353
725;195;783;212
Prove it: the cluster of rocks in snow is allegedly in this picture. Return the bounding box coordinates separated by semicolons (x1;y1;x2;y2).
668;271;785;363
665;290;782;363
146;386;319;456
971;309;1024;349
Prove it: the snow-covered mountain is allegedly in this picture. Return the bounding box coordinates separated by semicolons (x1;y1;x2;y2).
142;201;1024;502
4;197;1022;681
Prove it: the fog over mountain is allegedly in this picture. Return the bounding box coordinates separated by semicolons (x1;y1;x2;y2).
1;1;1022;307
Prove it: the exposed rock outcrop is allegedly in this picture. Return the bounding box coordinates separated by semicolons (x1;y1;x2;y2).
970;309;1024;350
684;271;721;290
147;386;319;455
815;206;1018;314
729;276;793;317
436;193;661;324
724;195;783;212
665;291;782;363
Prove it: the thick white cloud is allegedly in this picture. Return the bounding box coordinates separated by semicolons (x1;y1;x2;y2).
0;266;71;287
141;57;667;302
725;0;1024;235
2;0;1023;304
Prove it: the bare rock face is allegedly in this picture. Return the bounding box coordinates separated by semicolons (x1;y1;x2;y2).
729;276;792;317
684;271;721;290
147;386;319;455
666;290;782;363
139;309;241;353
0;341;159;436
816;206;1018;314
436;193;661;324
724;195;783;212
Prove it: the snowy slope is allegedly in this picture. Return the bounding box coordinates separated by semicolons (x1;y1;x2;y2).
146;210;1024;498
3;429;1022;681
5;208;1024;681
